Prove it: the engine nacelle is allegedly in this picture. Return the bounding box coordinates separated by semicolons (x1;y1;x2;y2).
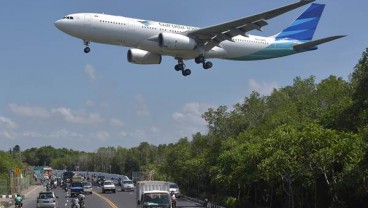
127;49;162;64
158;33;197;51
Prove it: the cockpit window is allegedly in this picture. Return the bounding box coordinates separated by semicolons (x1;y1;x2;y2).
63;16;74;20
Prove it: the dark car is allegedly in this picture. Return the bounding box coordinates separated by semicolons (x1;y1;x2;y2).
97;175;106;186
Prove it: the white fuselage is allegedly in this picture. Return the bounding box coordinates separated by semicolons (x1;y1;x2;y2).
55;13;298;61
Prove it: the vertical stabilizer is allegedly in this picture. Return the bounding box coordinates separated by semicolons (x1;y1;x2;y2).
275;3;325;41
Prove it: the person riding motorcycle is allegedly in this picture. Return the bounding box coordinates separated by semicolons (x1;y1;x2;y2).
14;193;23;208
78;193;85;208
70;196;80;208
170;191;176;208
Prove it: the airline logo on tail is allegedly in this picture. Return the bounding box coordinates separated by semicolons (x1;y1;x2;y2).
276;3;325;41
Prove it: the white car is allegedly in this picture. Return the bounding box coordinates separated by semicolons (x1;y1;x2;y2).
83;181;93;194
102;180;116;193
169;182;181;197
121;180;134;192
37;191;58;208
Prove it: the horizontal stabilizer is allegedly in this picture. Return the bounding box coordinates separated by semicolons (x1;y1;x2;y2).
293;35;346;51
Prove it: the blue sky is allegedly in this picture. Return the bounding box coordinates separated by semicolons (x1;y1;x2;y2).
0;0;365;152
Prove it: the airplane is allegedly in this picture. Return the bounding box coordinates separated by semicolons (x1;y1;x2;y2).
54;0;345;77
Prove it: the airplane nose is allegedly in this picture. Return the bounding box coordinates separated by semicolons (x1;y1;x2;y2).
54;20;63;30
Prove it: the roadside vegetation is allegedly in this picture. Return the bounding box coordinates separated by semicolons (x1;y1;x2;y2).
3;48;368;207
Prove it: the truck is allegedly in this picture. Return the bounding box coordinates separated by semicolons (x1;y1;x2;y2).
136;181;172;208
70;175;84;197
62;171;75;187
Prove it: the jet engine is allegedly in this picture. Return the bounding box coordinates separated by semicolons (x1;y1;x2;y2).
158;33;197;51
127;49;162;64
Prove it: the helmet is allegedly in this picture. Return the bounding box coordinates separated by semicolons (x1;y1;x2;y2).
17;194;21;197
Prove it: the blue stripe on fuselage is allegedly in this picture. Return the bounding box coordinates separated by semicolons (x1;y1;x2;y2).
228;41;300;61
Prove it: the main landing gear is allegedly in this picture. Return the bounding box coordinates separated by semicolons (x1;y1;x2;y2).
174;55;213;77
195;55;213;70
175;59;191;77
83;40;91;53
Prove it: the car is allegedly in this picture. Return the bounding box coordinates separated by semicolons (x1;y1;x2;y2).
102;180;116;193
37;191;58;208
83;181;93;194
121;179;134;192
169;182;181;198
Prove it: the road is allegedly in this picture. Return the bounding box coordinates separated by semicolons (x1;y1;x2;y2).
21;183;203;208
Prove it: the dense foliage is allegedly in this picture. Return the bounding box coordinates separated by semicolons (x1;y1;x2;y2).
4;48;368;207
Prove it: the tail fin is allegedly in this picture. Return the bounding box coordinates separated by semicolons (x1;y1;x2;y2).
275;3;325;41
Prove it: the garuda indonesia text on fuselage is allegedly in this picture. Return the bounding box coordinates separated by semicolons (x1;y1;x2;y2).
55;0;344;76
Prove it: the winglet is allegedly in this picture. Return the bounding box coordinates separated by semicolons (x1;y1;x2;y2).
293;35;346;51
276;3;325;41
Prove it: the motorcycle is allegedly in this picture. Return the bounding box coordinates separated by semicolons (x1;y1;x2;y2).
172;199;177;208
71;194;85;208
15;203;22;208
70;197;80;208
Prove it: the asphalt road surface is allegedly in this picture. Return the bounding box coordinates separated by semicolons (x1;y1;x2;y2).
21;184;204;208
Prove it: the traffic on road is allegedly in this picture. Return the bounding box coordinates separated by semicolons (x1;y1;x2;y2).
18;171;205;208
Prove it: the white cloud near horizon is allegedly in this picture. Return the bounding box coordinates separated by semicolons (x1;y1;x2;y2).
247;79;278;96
0;116;18;139
52;107;105;125
172;102;213;136
9;104;50;119
172;102;212;126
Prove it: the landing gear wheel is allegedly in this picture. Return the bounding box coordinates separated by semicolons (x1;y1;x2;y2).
84;47;91;53
203;61;213;69
195;56;205;64
175;64;185;71
182;69;191;76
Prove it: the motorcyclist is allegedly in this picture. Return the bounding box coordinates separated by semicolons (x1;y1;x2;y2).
14;193;23;208
170;191;176;208
71;196;80;208
78;193;85;208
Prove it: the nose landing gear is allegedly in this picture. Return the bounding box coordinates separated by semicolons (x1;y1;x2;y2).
83;40;91;53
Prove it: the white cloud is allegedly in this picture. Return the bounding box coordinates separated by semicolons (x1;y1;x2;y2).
134;94;150;116
172;112;184;121
49;129;83;139
150;126;160;134
173;102;212;126
21;131;45;138
9;104;50;119
172;102;212;135
0;129;16;139
130;129;146;140
85;64;97;81
51;107;104;125
85;100;96;107
247;79;278;96
0;116;18;129
119;131;127;137
96;131;110;141
110;118;125;127
0;116;18;139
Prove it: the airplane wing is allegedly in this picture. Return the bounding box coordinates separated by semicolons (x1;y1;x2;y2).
293;35;346;51
186;0;315;50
